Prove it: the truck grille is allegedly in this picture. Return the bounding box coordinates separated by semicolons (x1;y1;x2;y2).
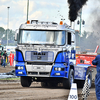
25;51;54;62
27;62;53;65
28;72;49;75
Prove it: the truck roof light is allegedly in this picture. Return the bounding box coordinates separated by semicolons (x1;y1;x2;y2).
27;20;30;24
60;21;63;25
52;22;58;25
31;20;57;25
31;20;38;24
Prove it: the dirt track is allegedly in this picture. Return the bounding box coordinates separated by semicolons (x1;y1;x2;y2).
0;81;96;100
0;66;97;100
0;65;15;73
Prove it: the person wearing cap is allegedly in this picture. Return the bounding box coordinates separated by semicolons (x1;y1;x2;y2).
92;54;100;100
2;51;7;68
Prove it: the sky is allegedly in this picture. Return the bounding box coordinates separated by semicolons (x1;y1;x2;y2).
0;0;98;33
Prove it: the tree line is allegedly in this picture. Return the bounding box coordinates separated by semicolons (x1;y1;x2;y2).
0;27;17;46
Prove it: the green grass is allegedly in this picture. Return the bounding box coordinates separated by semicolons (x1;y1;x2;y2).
0;77;20;80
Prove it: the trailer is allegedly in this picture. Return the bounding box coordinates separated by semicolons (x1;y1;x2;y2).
76;53;97;67
76;45;99;67
14;20;92;88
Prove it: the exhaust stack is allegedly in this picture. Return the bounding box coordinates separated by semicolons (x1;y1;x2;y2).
94;45;99;53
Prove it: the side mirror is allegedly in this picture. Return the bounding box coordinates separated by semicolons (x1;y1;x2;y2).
14;29;19;41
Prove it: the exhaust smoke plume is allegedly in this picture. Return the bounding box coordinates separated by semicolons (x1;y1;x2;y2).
67;0;88;22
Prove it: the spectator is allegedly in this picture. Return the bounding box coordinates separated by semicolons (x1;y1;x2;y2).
0;51;4;65
8;51;14;67
92;54;100;100
2;51;7;68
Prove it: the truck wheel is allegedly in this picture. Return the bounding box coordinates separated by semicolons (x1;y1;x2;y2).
76;80;85;88
63;69;74;89
20;76;32;87
47;82;58;88
41;82;48;87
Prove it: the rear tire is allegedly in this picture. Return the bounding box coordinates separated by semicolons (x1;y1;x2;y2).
20;76;32;87
76;80;85;88
63;69;74;89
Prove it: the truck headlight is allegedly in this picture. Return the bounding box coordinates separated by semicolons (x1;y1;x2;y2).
58;68;61;71
18;66;23;70
54;67;64;71
54;67;58;71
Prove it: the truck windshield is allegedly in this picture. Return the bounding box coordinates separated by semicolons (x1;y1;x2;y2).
18;30;65;45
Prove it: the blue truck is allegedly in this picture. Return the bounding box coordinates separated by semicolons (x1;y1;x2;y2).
14;20;92;88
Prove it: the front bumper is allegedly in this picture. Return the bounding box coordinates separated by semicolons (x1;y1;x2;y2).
15;62;68;78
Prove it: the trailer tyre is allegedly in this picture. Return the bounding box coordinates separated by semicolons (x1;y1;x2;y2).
63;69;74;89
21;76;32;87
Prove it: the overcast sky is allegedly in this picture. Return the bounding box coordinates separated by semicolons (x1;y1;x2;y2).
0;0;98;32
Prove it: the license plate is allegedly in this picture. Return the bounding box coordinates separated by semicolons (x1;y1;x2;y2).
33;65;45;70
37;67;40;69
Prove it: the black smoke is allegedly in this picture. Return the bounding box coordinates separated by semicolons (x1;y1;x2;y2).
67;0;88;22
89;1;100;45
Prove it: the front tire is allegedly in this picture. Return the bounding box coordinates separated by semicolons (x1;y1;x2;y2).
63;69;74;89
47;82;58;88
21;76;32;87
41;82;48;87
